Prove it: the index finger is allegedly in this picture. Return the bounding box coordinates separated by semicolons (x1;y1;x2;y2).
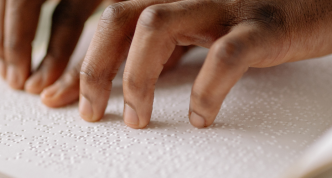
79;1;149;122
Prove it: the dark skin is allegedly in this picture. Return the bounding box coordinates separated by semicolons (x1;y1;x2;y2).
2;0;332;129
79;0;332;129
0;0;188;107
0;0;104;92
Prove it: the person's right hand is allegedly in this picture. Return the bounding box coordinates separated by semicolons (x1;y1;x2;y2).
38;1;191;108
44;0;332;129
0;0;102;93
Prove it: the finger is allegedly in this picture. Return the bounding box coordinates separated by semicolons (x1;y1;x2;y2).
123;3;186;129
189;24;271;128
79;0;178;122
41;62;80;108
79;2;138;122
0;0;5;78
122;0;230;128
25;0;102;94
4;0;45;89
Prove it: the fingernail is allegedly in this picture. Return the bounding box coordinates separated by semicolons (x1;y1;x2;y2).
40;84;59;99
25;72;44;94
189;112;205;128
79;96;94;120
124;104;139;126
7;65;22;89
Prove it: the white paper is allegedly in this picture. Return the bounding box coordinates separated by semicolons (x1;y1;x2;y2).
281;127;332;178
1;46;332;178
1;2;332;178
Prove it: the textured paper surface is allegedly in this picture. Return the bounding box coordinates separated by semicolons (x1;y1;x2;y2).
283;127;332;178
1;2;332;177
1;47;332;178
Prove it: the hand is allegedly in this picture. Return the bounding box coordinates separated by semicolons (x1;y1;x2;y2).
78;0;332;128
39;0;190;107
0;0;102;94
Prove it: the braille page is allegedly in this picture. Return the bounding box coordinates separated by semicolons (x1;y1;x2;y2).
1;47;332;178
1;2;332;178
282;127;332;178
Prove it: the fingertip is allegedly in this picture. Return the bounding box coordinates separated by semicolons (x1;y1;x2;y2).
123;104;138;127
189;112;206;128
40;84;59;103
6;65;25;90
41;86;65;108
125;123;148;129
79;95;102;122
25;72;44;94
41;81;79;108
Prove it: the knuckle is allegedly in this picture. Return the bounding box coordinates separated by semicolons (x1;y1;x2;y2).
138;5;171;30
98;2;136;43
211;39;245;66
191;89;219;111
100;2;132;26
249;3;288;31
80;60;115;91
4;38;30;56
123;71;156;98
